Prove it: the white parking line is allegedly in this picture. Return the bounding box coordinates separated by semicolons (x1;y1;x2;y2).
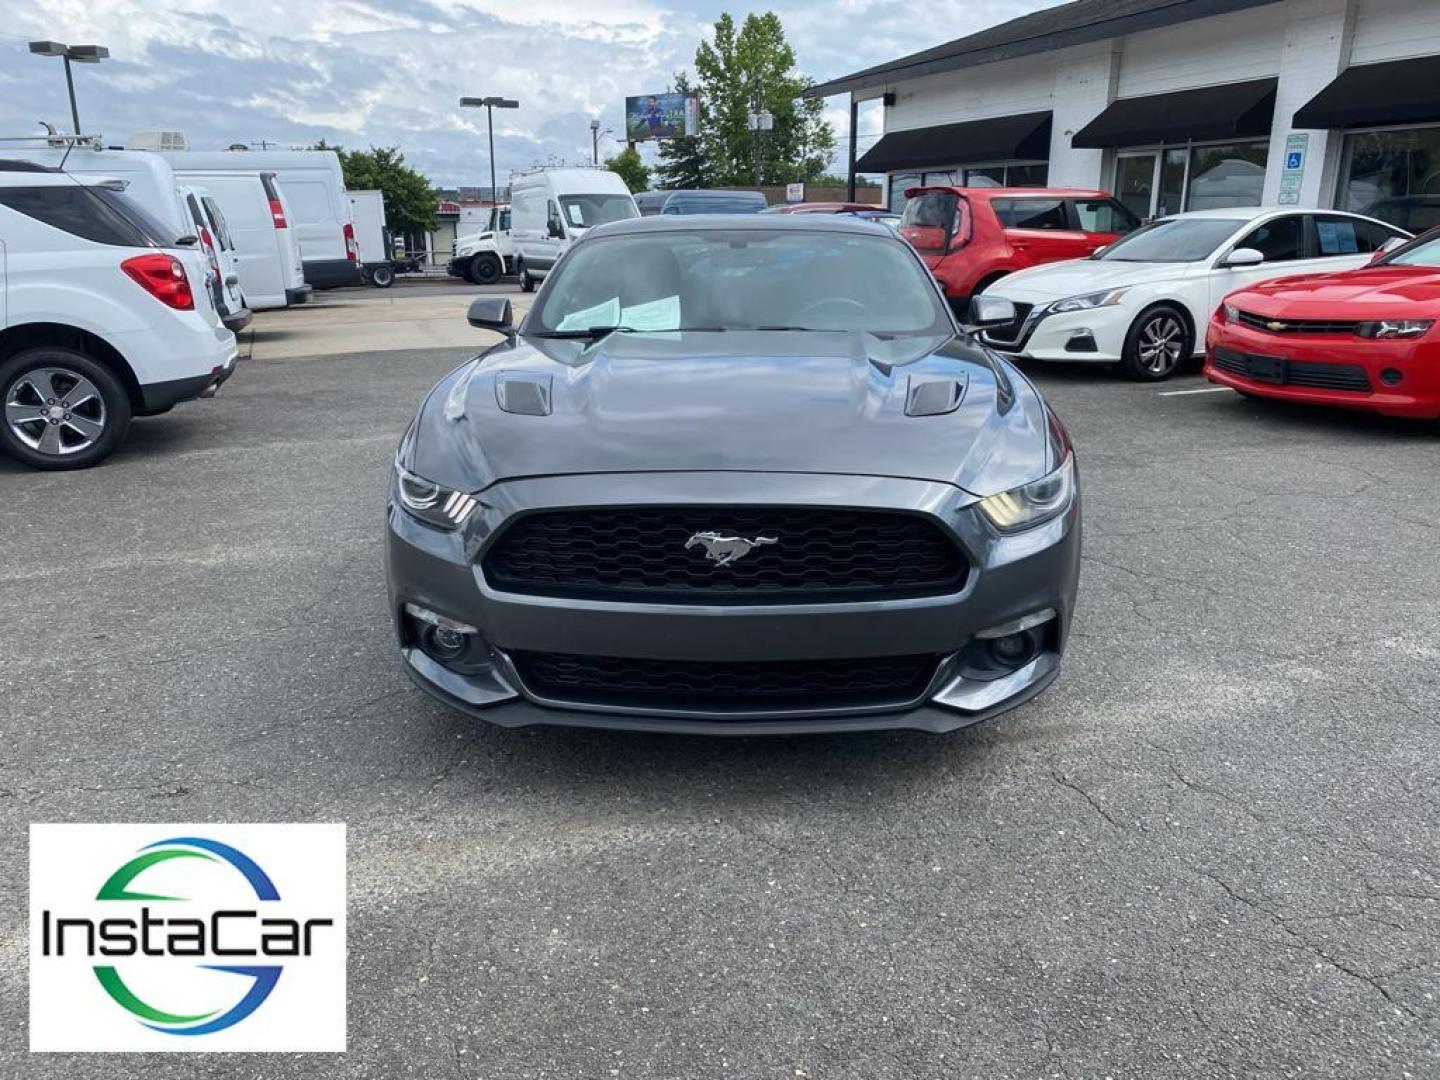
1158;387;1233;397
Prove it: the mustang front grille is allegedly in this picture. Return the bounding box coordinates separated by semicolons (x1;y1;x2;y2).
481;506;970;603
510;650;941;712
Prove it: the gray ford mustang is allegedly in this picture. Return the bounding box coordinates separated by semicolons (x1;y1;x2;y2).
385;214;1080;734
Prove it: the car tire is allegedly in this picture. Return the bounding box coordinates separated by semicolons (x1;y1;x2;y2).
1120;305;1192;381
371;265;395;288
0;347;132;470
518;261;535;293
469;253;502;286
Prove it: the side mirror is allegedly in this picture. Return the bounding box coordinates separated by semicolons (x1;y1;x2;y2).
547;219;565;239
966;294;1017;329
468;296;515;338
1221;247;1265;269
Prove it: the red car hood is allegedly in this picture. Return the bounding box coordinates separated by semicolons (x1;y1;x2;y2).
1231;266;1440;316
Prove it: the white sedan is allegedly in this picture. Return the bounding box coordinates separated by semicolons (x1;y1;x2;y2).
977;207;1410;380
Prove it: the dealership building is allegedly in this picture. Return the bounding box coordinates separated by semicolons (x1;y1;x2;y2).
810;0;1440;231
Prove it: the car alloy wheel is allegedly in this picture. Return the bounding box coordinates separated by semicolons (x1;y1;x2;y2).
1122;306;1191;381
0;347;132;470
6;366;108;457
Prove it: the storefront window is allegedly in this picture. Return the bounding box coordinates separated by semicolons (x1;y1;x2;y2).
1185;142;1268;211
889;163;1049;208
1005;163;1049;188
888;172;922;212
1158;149;1187;217
1339;127;1440;231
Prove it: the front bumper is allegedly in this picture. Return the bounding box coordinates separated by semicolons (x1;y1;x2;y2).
1204;317;1440;418
982;303;1129;363
384;471;1081;734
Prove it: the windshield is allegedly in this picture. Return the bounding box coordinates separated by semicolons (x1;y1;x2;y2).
526;228;950;337
559;194;637;230
1384;232;1440;267
1097;217;1246;263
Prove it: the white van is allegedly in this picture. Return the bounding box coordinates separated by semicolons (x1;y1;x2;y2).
509;168;639;291
156;147;362;290
173;169;308;311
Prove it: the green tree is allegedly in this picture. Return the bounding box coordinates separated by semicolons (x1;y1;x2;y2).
689;12;835;186
316;143;437;236
604;146;652;193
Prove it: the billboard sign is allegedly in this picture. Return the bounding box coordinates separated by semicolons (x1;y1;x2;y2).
625;92;698;142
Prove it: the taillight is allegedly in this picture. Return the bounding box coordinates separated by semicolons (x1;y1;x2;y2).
121;253;195;311
269;199;288;229
344;222;357;261
200;226;221;277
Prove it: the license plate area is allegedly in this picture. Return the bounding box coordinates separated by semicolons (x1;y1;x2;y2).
1247;355;1286;383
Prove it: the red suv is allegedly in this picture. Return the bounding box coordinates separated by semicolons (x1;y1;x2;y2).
900;187;1140;312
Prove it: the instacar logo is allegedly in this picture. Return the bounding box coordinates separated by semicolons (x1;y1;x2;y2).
30;824;346;1053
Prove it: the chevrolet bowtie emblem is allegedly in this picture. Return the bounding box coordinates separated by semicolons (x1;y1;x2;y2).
1266;320;1286;332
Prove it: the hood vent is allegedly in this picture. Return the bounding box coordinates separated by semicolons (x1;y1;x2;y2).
905;374;967;416
495;372;553;416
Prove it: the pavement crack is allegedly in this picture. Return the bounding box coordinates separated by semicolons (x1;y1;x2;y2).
1049;770;1121;830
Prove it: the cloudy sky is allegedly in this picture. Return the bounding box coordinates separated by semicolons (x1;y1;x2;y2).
1;0;1054;187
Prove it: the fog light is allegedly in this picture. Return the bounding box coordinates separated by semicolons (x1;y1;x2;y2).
420;623;470;662
988;632;1036;668
1381;368;1403;386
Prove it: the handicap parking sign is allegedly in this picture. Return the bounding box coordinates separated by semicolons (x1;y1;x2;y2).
1286;150;1304;170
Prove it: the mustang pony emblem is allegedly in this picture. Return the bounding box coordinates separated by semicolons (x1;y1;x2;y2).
685;531;778;567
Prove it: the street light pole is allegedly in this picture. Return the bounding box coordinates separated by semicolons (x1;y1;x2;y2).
29;41;109;135
590;119;600;166
460;96;519;204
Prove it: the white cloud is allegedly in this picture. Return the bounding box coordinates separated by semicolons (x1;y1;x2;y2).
0;0;1057;187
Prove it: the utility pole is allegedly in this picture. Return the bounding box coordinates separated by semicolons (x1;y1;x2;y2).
747;86;773;188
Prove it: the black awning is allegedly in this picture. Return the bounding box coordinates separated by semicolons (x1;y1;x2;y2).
1071;78;1277;149
857;111;1051;173
1294;55;1440;129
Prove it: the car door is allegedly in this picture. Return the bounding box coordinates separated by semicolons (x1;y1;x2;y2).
1208;214;1309;313
1304;213;1410;275
998;196;1091;268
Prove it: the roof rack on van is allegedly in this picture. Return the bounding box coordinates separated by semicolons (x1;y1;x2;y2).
0;130;104;151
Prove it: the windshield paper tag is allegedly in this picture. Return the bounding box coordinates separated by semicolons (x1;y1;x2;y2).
620;295;681;332
555;297;620;332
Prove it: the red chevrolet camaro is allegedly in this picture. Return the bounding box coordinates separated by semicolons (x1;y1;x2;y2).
1206;229;1440;418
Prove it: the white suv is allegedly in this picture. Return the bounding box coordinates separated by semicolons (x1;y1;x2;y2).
0;163;238;469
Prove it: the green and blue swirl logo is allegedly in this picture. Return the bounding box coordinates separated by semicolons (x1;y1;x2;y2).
93;837;282;1035
40;835;334;1037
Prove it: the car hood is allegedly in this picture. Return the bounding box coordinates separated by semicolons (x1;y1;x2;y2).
405;330;1052;498
989;258;1193;300
1230;266;1440;314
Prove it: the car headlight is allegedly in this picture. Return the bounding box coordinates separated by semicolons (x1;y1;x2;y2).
1355;319;1434;339
393;462;478;528
1048;288;1129;314
1222;303;1240;323
978;454;1076;533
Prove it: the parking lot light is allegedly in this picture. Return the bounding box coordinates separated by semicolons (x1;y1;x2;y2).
29;40;109;135
460;96;520;210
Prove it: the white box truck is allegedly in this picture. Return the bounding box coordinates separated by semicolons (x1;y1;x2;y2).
447;204;513;285
347;190;394;287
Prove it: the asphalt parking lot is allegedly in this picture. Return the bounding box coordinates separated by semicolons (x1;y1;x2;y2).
2;288;1438;1077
